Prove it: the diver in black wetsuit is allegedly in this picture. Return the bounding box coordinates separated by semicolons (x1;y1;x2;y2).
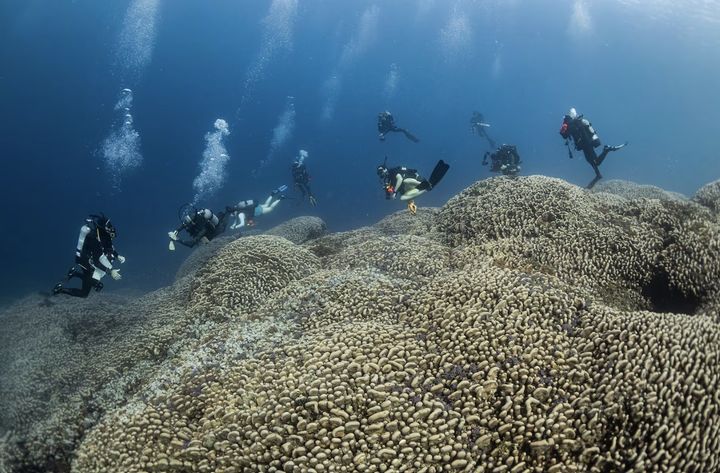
377;159;450;214
52;214;125;298
470;111;497;149
377;111;420;143
483;144;522;177
226;186;288;230
559;107;627;189
292;150;317;206
168;208;229;250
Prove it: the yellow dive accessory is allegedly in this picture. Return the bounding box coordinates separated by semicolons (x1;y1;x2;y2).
408;200;417;215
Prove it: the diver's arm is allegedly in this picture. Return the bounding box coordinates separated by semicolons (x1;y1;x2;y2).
96;253;113;273
176;238;198;248
175;222;188;234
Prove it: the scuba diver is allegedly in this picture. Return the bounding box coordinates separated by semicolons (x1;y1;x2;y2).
483;144;522;177
377;111;420;143
560;107;628;189
168;206;230;251
377;158;450;215
227;186;288;229
470;111;497;149
52;214;125;298
291;150;317;206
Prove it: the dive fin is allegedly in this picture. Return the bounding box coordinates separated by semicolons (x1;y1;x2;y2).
428;160;450;188
169;240;176;251
400;129;420;143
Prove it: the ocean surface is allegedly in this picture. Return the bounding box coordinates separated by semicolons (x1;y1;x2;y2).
1;0;719;304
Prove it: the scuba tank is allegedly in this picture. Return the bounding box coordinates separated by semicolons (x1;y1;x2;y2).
581;118;602;148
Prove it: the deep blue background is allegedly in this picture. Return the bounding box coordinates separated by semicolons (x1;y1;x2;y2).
1;0;719;304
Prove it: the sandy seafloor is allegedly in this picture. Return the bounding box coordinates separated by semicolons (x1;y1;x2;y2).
1;175;720;473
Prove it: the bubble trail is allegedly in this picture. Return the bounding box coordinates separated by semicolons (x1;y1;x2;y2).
192;119;231;204
100;88;143;190
259;96;296;171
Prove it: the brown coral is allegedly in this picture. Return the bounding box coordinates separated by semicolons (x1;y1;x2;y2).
189;235;321;321
265;216;328;245
3;178;720;473
593;179;688;202
438;176;720;313
693;179;720;214
72;261;720;473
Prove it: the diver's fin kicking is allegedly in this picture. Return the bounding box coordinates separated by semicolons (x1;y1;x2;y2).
399;128;420;143
418;160;450;190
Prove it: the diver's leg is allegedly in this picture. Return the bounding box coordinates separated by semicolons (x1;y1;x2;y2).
595;142;627;166
397;128;420;143
595;147;612;166
58;270;95;298
581;148;601;189
401;178;422;193
484;132;497;150
586;161;602;189
267;199;281;212
400;188;428;201
296;183;307;199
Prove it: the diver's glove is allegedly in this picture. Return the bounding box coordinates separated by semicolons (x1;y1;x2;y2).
168;231;179;241
117;255;126;264
309;195;318;207
110;269;122;281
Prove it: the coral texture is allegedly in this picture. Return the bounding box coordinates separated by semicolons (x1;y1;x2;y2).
2;178;720;473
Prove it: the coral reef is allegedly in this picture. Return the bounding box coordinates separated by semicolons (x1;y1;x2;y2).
593;179;687;202
437;176;720;313
266;216;328;245
324;235;451;280
694;179;720;214
188;235;321;321
174;216;325;282
174;234;240;281
2;177;720;473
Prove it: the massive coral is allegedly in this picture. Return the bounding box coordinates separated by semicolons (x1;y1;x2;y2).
437;176;720;313
593;179;687;202
694;179;720;214
2;176;719;473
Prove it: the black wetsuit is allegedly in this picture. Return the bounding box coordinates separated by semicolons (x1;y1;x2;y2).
483;144;521;176
562;115;615;189
58;220;118;298
383;166;422;198
378;112;419;142
175;209;228;248
470;112;497;149
292;163;314;201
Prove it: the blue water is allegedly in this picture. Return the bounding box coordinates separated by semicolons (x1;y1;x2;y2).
1;0;719;303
